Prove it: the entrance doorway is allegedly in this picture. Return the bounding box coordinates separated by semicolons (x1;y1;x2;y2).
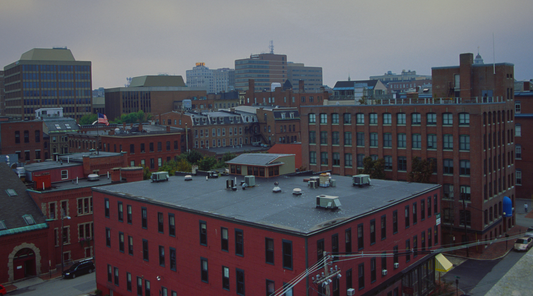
13;248;36;280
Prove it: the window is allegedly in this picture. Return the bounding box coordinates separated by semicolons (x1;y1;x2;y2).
383;133;392;148
317;239;325;261
384;156;392;170
137;277;143;296
343;113;351;124
266;280;276;296
200;221;207;246
265;238;274;264
383;113;391;125
381;252;387;276
398;156;407;171
443;134;453;149
119;232;125;252
159;246;165;267
220;227;229;251
356;132;365;146
222;266;230;290
443;159;454;174
309;151;317;164
460;135;470;151
320;131;328;145
128;236;133;255
283;240;293;269
15;131;20;143
332;131;340;145
201;258;208;282
393;210;398;233
516;145;522;159
170;247;177;271
142;239;149;261
169;214;175;237
427;113;437;125
412;134;421;149
397;133;406;148
356;113;364;124
358;263;365;290
320;113;327;124
421;200;425;220
370;133;378;147
516;169;522;185
309;113;316;123
145;280;151;296
127;205;132;224
345;153;353;167
397;113;406;125
345;229;352;253
309;131;316;144
158;212;164;233
413;203;417;224
321;152;328;165
108;264;112;282
127;272;132;291
346;269;353;290
235;269;245;295
443;184;454;199
141;207;148;228
371;257;376;283
459;113;470;125
344;132;352;146
332;234;339;261
411;113;421;124
332;152;340;166
116;201;123;222
460;210;471;227
370;219;376;245
357;154;364;168
413;235;418;257
381;215;386;240
369;113;378;124
332;113;339;124
406;239;411;262
235;229;244;256
443;113;453;125
405;206;410;228
460;160;470;175
427;134;437;149
428;197;432;217
516;124;521;137
460;185;471;201
357;223;364;250
106;228;111;247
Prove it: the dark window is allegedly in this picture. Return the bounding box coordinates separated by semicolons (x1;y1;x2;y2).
358;263;365;290
358;223;364;250
168;214;175;237
158;212;164;233
119;232;124;252
106;228;111;247
282;240;293;270
428;197;432;217
169;247;176;271
317;239;324;261
15;131;20;143
35;130;40;142
371;257;376;282
107;264;112;282
236;269;245;295
413;235;418;257
141;207;147;229
200;221;207;246
130;144;134;154
128;236;133;255
235;229;244;256
159;246;165;266
266;279;275;296
421;200;425;220
393;210;398;233
346;268;353;290
413;203;417;224
127;272;132;291
137;277;143;296
127;205;132;224
222;266;230;290
370;219;376;244
118;202;123;222
405;206;410;228
104;198;110;218
221;227;229;251
265;238;274;264
345;228;352;253
393;246;399;266
406;239;411;262
381;215;386;240
145;280;150;296
332;234;339;261
381;253;387;276
142;239;149;261
201;258;208;283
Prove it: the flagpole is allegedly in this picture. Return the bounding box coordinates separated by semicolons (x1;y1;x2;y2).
97;116;99;155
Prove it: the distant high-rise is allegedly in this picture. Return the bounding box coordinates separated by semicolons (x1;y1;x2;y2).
186;63;235;94
3;48;92;120
235;53;323;92
0;70;5;116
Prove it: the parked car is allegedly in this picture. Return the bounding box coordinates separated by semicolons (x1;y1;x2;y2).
62;259;95;279
0;284;6;295
513;237;533;251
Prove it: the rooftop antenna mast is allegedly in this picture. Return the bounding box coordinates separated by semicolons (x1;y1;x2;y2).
269;40;274;54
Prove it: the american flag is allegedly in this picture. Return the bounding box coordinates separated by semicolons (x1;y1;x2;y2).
97;113;109;126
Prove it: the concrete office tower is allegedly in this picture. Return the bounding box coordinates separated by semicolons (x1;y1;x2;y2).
3;48;92;120
186;63;235;94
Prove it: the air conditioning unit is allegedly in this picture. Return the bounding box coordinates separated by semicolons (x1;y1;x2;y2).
347;288;355;296
394;262;399;269
244;175;255;187
382;269;388;276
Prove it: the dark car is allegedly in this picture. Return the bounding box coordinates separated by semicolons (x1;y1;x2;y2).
62;259;95;279
0;284;6;295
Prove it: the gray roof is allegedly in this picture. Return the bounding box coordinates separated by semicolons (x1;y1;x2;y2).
129;75;186;87
94;174;439;236
0;163;48;236
43;117;79;133
333;80;379;89
20;48;75;61
226;153;292;166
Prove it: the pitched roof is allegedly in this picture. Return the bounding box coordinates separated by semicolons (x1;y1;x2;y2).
0;163;48;236
226;153;292;166
20;48;76;61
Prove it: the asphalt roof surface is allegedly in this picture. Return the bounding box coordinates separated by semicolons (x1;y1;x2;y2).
94;174;439;235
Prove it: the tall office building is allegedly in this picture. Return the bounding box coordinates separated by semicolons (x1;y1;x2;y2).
186;63;235;94
3;48;92;120
0;70;5;116
287;62;323;93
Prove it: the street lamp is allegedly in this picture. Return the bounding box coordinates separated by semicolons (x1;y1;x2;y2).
60;209;71;274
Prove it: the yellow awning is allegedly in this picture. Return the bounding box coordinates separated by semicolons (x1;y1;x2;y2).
435;253;453;272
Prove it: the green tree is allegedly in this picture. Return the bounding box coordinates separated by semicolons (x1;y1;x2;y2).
176;158;192;172
111;110;152;124
142;165;152;180
408;158;435;183
359;156;386;179
158;159;178;176
198;156;218;171
186;150;203;165
79;114;97;125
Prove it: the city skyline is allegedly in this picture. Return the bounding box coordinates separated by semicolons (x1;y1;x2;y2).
1;0;532;89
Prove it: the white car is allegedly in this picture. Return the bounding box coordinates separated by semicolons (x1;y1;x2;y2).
513;237;533;251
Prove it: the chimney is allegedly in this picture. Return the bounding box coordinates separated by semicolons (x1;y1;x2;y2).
111;167;121;183
299;80;305;92
123;122;126;129
524;81;530;92
138;123;142;131
249;79;255;93
166;125;171;132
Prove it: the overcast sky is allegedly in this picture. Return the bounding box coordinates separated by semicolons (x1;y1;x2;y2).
1;0;532;89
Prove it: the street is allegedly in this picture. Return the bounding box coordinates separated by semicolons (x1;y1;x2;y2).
7;273;95;296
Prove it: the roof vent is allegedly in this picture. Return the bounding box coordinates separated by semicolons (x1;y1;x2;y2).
88;174;99;181
316;195;341;210
292;188;302;196
184;175;193;181
273;181;281;193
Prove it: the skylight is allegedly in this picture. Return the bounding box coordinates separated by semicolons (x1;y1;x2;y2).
5;189;17;197
0;220;6;230
22;214;36;225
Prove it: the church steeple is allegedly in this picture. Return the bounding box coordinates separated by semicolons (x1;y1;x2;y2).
474;47;484;64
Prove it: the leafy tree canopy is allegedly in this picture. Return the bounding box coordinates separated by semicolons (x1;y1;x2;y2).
111;110;152;124
408;158;435;183
79;114;97;125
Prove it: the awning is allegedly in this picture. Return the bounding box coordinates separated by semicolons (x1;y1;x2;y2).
435;253;453;272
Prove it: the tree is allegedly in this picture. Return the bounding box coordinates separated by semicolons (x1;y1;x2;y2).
111;110;152;124
359;156;386;180
186;150;203;165
142;165;152;180
79;114;97;125
175;158;192;172
198;156;218;171
408;158;435;183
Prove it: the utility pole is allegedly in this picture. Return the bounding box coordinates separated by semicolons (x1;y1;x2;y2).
60;209;71;274
312;252;341;296
461;187;469;257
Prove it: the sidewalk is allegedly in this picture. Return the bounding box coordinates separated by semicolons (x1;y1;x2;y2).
4;268;63;294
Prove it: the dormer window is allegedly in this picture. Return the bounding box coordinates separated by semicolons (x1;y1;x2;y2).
22;214;36;225
290;112;295;119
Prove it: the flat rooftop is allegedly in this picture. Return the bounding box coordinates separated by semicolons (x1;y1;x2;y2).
95;174;439;235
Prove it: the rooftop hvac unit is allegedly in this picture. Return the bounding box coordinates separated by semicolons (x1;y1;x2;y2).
316;195;341;210
244;175;255;187
226;179;235;189
308;180;318;189
352;174;371;187
330;179;336;187
347;288;355;296
151;172;169;182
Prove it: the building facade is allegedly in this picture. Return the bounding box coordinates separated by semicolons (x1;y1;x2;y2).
3;48;92;120
186;63;235;94
0;118;48;163
302;53;516;251
514;86;533;201
93;166;441;296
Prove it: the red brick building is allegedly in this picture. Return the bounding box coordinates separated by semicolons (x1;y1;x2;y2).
0;118;48;163
302;53;516;251
514;84;533;201
93;168;442;296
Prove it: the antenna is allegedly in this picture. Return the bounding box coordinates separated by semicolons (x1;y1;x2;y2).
269;40;274;54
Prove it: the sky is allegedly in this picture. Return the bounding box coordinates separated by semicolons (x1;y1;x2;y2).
1;0;532;89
